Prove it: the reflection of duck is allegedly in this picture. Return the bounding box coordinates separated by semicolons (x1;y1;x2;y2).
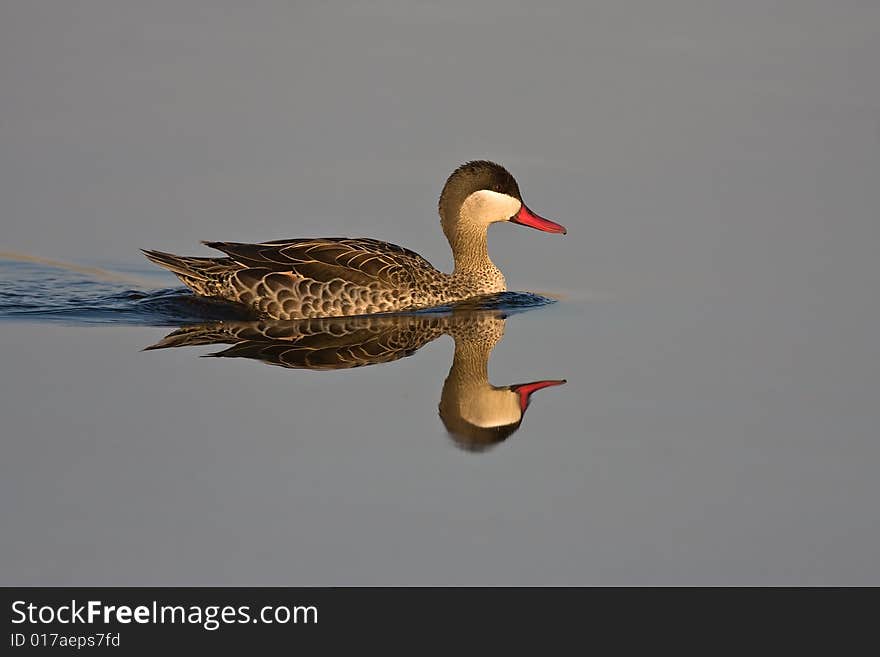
147;309;565;451
142;161;566;320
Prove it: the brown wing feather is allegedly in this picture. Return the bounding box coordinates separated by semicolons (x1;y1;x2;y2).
202;238;436;288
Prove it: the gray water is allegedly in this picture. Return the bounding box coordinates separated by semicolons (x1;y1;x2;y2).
1;1;878;585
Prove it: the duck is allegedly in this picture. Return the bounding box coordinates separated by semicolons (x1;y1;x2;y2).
145;309;566;451
142;160;566;320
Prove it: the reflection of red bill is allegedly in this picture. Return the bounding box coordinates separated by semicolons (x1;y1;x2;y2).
510;379;567;411
510;205;567;235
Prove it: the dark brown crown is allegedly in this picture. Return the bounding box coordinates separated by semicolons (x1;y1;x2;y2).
439;160;522;219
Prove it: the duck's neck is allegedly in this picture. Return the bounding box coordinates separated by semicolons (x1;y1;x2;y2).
448;225;506;293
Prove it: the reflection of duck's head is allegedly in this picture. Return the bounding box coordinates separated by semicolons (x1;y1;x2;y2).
439;378;566;452
437;313;565;451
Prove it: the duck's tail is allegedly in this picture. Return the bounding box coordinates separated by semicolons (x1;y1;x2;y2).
141;249;209;279
141;249;234;295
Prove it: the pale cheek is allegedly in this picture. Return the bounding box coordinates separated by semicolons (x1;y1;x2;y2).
461;191;522;226
489;194;522;223
504;198;523;220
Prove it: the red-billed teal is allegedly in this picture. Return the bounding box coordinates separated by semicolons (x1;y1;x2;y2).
143;161;566;319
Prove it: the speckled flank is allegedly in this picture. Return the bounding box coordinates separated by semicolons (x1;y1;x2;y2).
143;161;563;320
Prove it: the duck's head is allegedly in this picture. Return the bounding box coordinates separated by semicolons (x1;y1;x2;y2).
438;160;567;243
439;377;566;452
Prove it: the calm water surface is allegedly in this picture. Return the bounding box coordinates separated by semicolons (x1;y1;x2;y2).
2;1;879;585
1;254;877;585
